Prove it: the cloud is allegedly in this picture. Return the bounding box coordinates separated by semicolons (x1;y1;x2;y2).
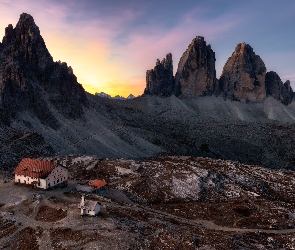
0;2;242;96
108;6;243;90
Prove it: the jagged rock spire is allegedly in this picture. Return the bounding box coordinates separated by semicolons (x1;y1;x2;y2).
0;13;88;126
219;42;266;102
265;71;293;105
144;53;174;96
174;36;218;98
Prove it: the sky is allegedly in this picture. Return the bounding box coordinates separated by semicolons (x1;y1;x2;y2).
0;0;294;97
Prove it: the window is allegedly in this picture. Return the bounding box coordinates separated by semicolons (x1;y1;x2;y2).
57;179;59;183
54;181;55;184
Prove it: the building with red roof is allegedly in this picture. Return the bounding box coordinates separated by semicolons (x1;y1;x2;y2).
76;179;107;194
13;158;68;189
88;179;107;189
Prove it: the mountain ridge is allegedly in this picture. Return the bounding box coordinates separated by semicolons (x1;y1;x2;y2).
1;13;295;171
144;37;293;105
0;13;88;127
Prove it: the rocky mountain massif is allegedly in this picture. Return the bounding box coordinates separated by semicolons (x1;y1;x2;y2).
0;13;295;249
145;37;293;105
0;13;295;172
0;13;88;127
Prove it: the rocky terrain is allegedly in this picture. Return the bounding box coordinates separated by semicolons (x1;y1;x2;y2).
2;91;295;172
88;94;295;170
1;155;295;249
0;124;53;172
0;14;295;248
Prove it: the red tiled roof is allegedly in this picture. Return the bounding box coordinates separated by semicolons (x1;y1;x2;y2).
88;179;107;189
13;158;57;179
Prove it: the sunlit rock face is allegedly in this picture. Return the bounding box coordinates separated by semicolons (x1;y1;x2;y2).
265;71;293;105
219;42;266;102
174;36;218;98
144;53;174;97
0;13;88;126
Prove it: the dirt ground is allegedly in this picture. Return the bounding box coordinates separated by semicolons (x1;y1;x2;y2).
0;181;294;250
1;156;295;249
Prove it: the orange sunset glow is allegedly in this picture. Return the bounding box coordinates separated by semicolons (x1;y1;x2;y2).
0;1;147;97
1;0;294;97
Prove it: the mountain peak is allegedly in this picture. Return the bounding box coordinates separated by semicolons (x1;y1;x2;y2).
220;42;266;102
15;12;41;41
0;13;89;126
174;36;217;98
235;42;255;55
19;12;35;22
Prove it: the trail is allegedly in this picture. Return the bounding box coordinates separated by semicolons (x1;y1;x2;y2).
108;202;295;235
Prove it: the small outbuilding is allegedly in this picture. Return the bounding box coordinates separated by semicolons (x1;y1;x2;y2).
76;179;107;194
13;158;68;189
88;179;107;194
79;195;100;216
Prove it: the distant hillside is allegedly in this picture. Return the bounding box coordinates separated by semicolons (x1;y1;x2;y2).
95;92;135;100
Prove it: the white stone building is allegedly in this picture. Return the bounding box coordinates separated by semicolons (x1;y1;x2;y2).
13;158;68;189
79;195;100;216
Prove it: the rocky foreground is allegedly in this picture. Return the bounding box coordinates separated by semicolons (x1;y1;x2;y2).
0;124;53;171
1;155;295;249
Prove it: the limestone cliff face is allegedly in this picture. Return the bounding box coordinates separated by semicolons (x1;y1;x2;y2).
0;13;88;126
265;71;293;105
219;42;266;102
174;36;218;98
144;53;174;96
